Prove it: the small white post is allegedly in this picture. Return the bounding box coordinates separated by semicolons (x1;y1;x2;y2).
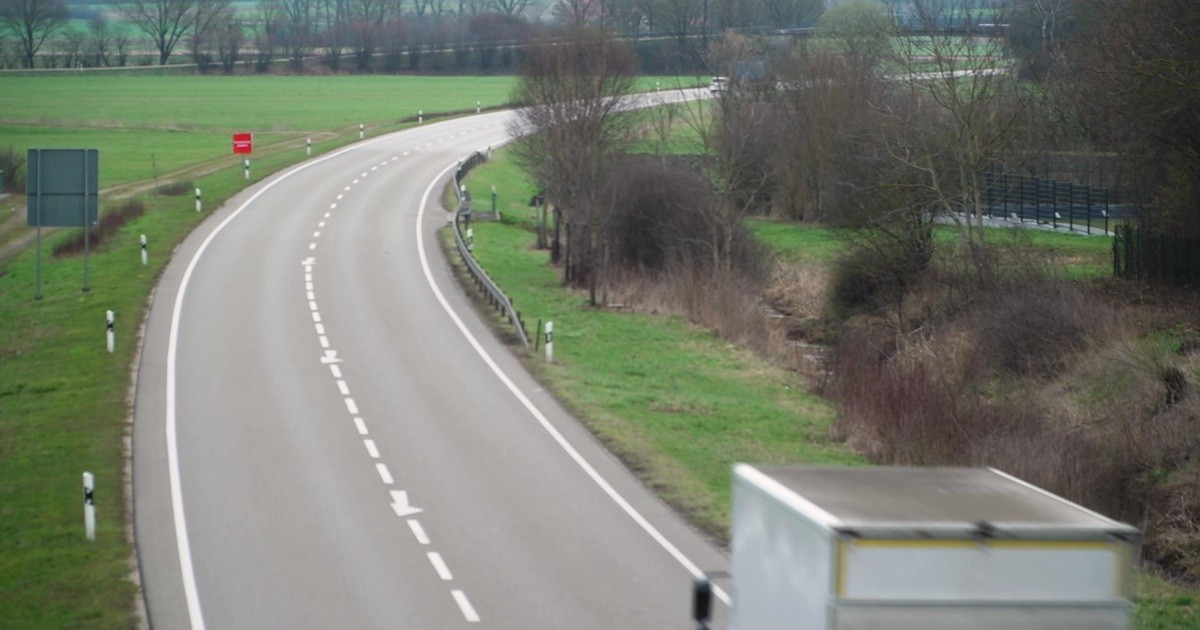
106;310;115;353
194;187;201;213
243;158;250;180
418;110;423;125
655;80;660;91
486;145;492;161
466;227;474;253
306;137;312;156
476;100;481;114
544;321;553;363
140;234;148;266
359;123;364;139
83;472;95;541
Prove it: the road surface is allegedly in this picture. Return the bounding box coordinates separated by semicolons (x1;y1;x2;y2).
134;102;731;628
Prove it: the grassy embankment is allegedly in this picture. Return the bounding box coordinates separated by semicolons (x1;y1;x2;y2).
0;74;518;628
457;148;1198;629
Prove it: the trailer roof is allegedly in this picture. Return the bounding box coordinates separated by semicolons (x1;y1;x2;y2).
743;466;1138;538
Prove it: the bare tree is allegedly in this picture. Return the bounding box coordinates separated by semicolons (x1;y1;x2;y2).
0;0;68;68
509;27;638;304
280;0;315;69
487;0;528;17
215;15;244;71
61;25;85;66
190;0;234;70
119;0;200;64
554;0;602;28
251;0;285;70
88;13;112;66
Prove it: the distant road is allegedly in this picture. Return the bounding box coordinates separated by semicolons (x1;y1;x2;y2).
134;95;730;628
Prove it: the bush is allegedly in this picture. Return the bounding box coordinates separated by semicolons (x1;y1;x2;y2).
829;234;929;318
53;201;145;257
157;180;194;197
970;279;1105;376
0;146;25;193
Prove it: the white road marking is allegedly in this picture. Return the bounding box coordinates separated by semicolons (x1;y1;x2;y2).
314;323;324;335
309;301;318;311
345;398;359;415
352;179;359;184
428;552;453;580
306;282;313;291
329;364;342;379
407;519;430;545
309;243;316;250
307;291;315;300
452;590;480;623
402;151;410;156
361;172;369;177
305;273;312;282
325;212;331;218
337;194;344;200
312;312;321;323
343;186;350;192
314;231;320;237
371;166;378;171
363;439;379;458
413;159;734;608
353;417;368;435
330;203;337;209
336;380;350;395
376;463;393;484
318;221;325;228
319;336;329;349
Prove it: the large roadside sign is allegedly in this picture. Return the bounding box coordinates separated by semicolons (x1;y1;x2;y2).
26;148;99;228
233;132;253;154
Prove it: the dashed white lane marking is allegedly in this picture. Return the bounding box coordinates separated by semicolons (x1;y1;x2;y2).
402;151;410;156
452;590;481;623
352;179;359;184
306;282;314;291
427;552;453;580
308;300;318;311
371;166;378;171
325;212;331;218
353;417;368;435
305;273;312;282
314;231;321;237
364;439;380;459
336;380;350;395
337;194;344;200
319;336;329;349
314;323;324;334
311;312;321;323
329;364;342;379
307;291;315;300
361;172;369;177
318;221;325;228
408;519;430;545
343;186;350;192
345;398;359;415
376;463;393;484
330;203;337;209
309;243;316;250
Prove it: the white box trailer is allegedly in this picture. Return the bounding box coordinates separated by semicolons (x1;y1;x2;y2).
731;465;1140;630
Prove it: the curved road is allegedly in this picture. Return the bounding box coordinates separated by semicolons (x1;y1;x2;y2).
133;105;730;628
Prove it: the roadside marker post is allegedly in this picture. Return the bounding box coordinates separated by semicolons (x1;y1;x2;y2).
359;123;364;140
418;110;423;125
545;321;553;364
106;310;115;353
476;100;481;114
243;158;250;180
306;137;312;156
491;185;497;218
83;472;95;541
194;187;201;213
140;234;147;266
466;227;473;253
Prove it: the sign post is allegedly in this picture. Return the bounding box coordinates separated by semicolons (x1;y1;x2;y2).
26;148;99;298
233;133;252;179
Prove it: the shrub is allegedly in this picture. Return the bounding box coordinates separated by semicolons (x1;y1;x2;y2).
0;146;25;193
157;180;194;197
53;201;145;258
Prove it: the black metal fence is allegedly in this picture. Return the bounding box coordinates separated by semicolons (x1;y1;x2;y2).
1113;225;1200;287
982;171;1127;235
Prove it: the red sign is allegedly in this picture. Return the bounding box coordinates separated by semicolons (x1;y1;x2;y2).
232;133;253;155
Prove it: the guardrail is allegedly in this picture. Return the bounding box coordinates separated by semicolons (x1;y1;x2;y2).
451;150;531;348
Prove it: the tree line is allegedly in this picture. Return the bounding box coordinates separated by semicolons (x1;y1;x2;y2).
0;0;831;70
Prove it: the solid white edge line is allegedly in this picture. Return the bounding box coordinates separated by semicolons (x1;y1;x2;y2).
451;590;481;623
166;128;432;628
414;156;732;607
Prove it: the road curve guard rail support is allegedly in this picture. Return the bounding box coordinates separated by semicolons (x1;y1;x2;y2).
451;150;531;348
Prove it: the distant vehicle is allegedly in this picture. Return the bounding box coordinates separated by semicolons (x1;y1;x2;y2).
709;77;729;93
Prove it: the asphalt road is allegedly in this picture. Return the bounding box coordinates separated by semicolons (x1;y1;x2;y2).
134;103;731;628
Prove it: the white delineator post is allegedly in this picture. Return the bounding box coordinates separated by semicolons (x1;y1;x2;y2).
243;158;250;180
466;227;474;253
194;187;201;213
106;310;115;353
306;137;312;156
359;123;364;139
140;234;148;266
476;100;481;114
418;110;423;125
83;472;95;541
545;321;553;363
